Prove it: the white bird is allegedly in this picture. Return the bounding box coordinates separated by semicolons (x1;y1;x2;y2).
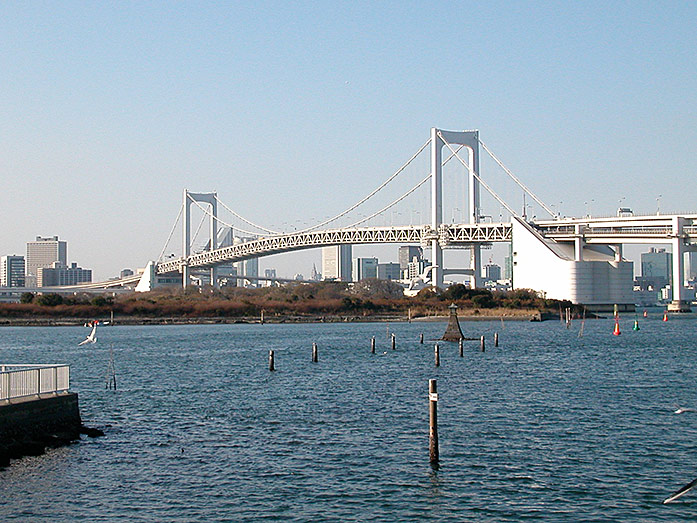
78;324;97;346
674;406;694;414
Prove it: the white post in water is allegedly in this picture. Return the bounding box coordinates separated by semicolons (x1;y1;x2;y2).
429;379;439;464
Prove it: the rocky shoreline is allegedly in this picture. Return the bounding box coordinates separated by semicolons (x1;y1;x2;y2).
0;394;104;468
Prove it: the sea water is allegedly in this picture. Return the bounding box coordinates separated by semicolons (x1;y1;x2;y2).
1;316;697;521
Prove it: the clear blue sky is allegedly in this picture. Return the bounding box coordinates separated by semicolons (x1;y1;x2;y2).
1;2;696;280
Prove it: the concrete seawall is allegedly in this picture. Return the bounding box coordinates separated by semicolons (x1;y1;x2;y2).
0;393;84;466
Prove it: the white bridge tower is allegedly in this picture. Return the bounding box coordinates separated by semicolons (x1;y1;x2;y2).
431;128;481;288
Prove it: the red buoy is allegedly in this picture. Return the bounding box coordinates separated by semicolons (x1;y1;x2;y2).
663;311;668;322
613;318;621;336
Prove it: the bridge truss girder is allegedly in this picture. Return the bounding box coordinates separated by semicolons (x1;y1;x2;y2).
156;223;512;275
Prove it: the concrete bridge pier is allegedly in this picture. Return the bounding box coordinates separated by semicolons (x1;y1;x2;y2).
669;216;691;312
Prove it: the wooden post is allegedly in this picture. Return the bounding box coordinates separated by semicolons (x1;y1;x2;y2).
371;336;376;354
480;335;485;352
429;379;439;464
260;309;265;324
419;332;424;344
434;344;440;367
391;333;396;350
494;332;499;347
458;338;463;357
312;342;318;363
269;350;275;371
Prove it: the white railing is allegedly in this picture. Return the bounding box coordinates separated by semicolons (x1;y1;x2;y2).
0;364;70;402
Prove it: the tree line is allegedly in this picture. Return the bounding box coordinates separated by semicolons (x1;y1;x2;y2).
1;279;575;319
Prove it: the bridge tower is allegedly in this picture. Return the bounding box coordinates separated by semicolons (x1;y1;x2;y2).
431;128;481;289
182;190;219;288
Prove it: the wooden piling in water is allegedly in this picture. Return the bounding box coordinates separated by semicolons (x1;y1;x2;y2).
419;333;424;344
371;336;376;354
391;333;396;350
312;343;318;362
494;332;499;347
458;338;463;357
480;335;485;352
269;350;275;371
434;344;440;367
429;379;439;464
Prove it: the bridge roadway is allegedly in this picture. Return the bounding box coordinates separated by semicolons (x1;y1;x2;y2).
18;213;696;292
156;223;512;275
533;214;697;244
156;213;697;276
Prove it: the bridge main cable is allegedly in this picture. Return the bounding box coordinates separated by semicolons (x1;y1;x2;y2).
438;131;519;218
214;195;279;235
293;138;431;234
477;137;556;219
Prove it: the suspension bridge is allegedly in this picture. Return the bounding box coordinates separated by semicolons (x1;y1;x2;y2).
25;128;697;311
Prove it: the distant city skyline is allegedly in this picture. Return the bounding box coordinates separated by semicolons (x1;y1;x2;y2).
2;3;696;281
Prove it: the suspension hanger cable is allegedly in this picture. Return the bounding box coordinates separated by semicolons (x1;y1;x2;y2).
157;205;183;262
215;195;279;235
342;145;465;229
187;195;261;239
438;131;518;218
345;174;431;228
293;138;431;234
477;137;556;218
190;211;208;250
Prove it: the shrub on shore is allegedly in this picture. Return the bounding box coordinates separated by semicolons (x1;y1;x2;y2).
1;282;576;319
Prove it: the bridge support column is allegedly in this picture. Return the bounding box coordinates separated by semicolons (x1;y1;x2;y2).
182;189;219;289
669;216;691;312
182;264;190;289
574;224;585;261
470;247;481;288
431;128;480;289
431;128;444;288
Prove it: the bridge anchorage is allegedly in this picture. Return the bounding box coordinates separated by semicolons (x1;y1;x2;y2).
127;127;695;312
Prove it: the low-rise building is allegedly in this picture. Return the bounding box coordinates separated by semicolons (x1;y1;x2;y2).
37;262;92;287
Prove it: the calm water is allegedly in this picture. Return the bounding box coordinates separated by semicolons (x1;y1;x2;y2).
1;315;697;521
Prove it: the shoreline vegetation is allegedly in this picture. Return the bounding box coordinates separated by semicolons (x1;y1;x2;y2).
0;280;584;326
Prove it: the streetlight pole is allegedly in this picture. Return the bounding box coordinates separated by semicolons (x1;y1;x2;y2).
656;194;662;215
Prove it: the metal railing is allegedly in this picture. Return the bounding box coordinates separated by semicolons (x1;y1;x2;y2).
0;364;70;402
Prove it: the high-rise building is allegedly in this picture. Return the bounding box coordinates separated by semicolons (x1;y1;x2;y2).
26;236;67;287
233;236;259;288
0;255;25;287
352;257;378;281
37;262;91;287
484;263;502;282
120;268;134;279
399;246;423;271
407;258;430;279
377;262;401;281
685;252;697;284
235;258;259;287
641;247;671;289
322;245;352;281
263;268;277;287
503;256;513;280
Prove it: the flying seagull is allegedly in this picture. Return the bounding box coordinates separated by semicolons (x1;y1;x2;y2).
674;406;695;414
78;324;97;346
664;476;697;504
